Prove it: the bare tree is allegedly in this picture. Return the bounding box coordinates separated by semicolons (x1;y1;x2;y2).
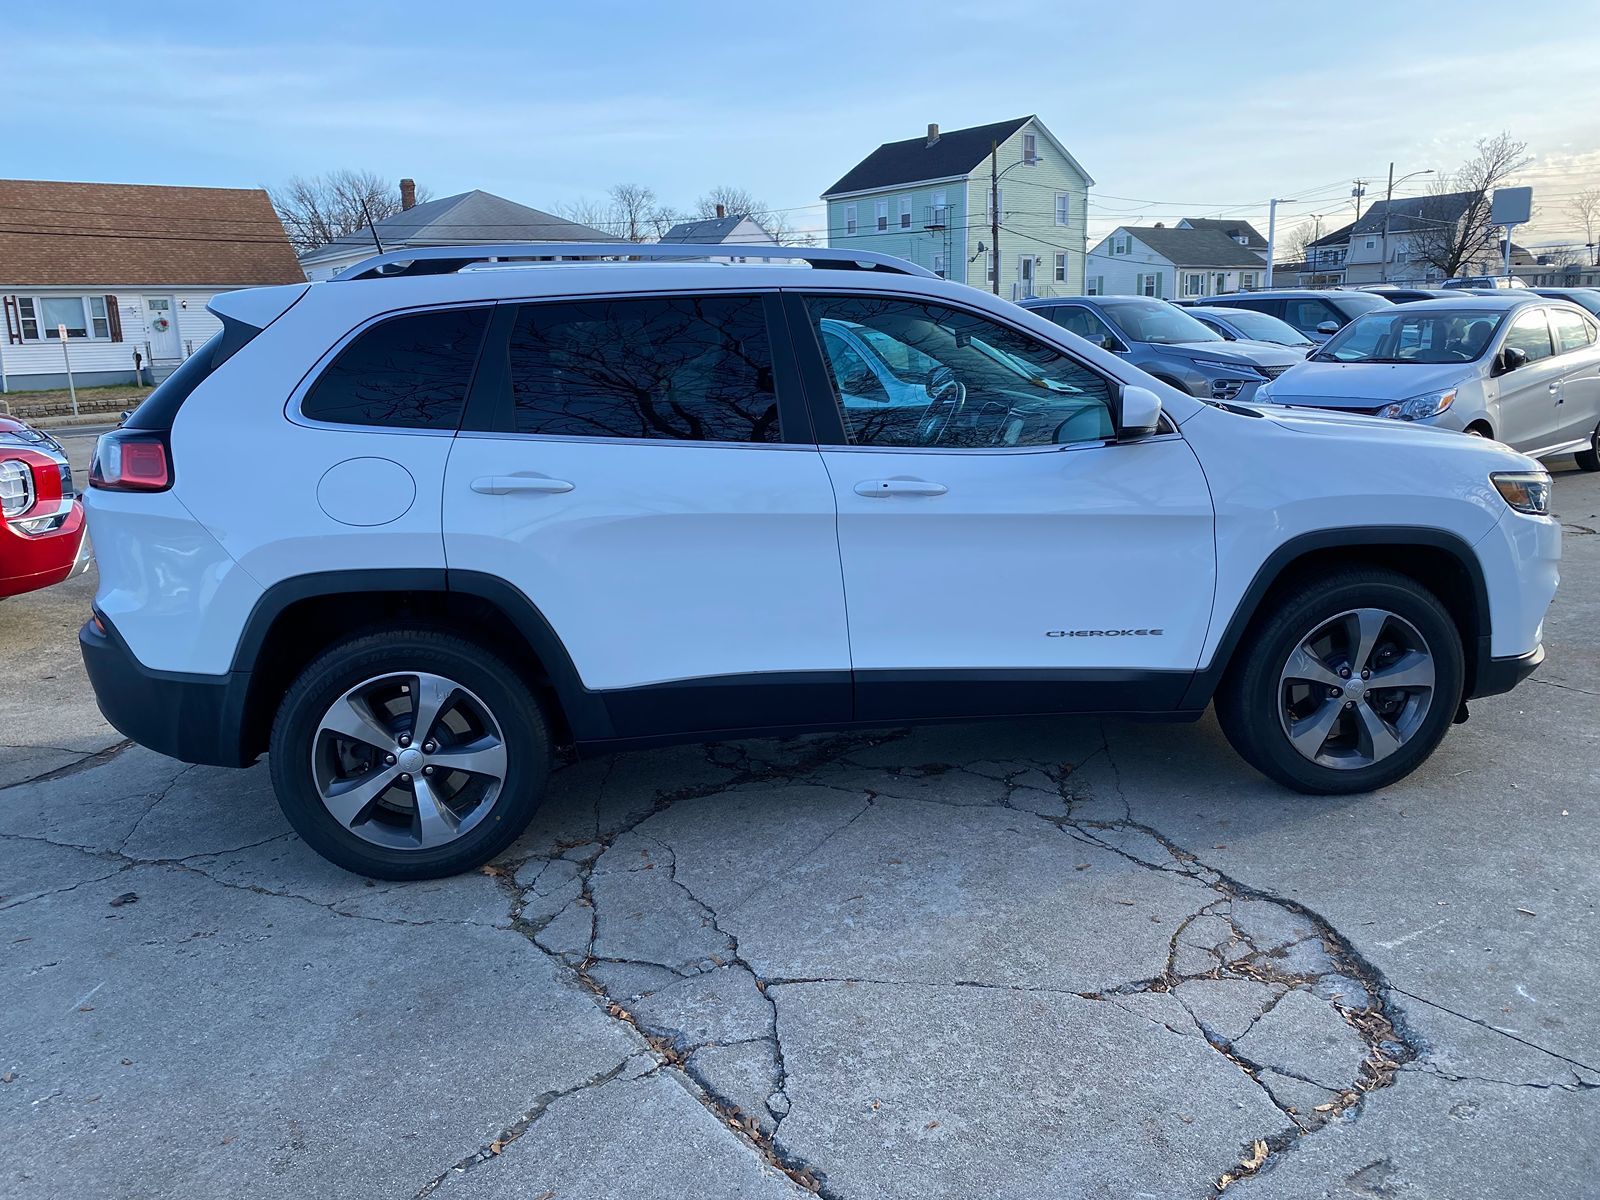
692;186;812;246
268;170;430;252
1567;187;1600;263
1408;133;1532;279
1283;220;1321;265
557;183;681;242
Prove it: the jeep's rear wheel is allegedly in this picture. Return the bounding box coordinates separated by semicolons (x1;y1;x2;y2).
1575;421;1600;472
1216;569;1464;795
269;629;549;879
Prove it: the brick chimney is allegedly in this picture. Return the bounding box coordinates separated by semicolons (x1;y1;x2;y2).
715;203;726;219
399;178;416;211
927;123;940;147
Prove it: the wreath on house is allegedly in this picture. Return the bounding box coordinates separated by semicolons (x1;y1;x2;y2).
151;315;171;332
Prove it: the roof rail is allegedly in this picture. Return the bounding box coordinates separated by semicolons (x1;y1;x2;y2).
330;242;937;281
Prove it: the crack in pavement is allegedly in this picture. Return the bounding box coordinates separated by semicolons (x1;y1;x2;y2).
0;738;134;791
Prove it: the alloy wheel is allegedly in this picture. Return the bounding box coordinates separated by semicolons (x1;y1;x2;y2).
311;671;508;850
1277;608;1436;770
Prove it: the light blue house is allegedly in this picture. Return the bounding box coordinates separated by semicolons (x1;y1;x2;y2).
821;115;1093;300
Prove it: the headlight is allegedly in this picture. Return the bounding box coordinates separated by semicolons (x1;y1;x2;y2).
1491;470;1551;515
0;459;34;518
1194;359;1266;379
1379;389;1457;421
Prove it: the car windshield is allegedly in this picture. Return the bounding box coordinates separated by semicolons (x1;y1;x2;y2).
1097;298;1222;344
854;325;942;383
1313;308;1503;364
1330;292;1396;318
1544;291;1600;318
1208;308;1311;346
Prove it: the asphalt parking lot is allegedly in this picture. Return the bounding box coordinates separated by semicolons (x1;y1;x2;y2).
3;428;1597;1199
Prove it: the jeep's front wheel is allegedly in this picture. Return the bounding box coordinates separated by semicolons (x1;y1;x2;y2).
1216;569;1464;795
269;629;550;879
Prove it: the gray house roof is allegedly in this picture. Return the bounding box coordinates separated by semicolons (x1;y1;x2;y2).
298;190;617;264
1178;217;1267;251
1310;191;1481;248
658;214;777;245
823;116;1032;197
1122;227;1267;269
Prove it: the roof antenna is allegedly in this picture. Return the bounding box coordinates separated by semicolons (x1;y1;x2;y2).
360;198;385;253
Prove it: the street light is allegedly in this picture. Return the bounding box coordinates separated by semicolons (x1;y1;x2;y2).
1381;164;1435;283
988;141;1044;295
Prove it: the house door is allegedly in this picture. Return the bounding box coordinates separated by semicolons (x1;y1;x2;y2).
145;297;181;359
1018;255;1036;298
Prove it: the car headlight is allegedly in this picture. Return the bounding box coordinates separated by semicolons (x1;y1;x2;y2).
1379;389;1457;421
1194;360;1266;379
1491;470;1551;515
0;458;34;518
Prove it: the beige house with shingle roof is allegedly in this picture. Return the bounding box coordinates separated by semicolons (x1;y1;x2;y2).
0;179;303;391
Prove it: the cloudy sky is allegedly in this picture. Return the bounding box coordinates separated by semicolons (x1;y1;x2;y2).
5;1;1600;252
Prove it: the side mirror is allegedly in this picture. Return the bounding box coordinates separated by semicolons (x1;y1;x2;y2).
1118;384;1163;440
1100;334;1123;353
1316;320;1341;335
1498;345;1529;374
841;372;878;395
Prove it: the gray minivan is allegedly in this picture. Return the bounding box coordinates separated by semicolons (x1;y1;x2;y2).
1020;295;1301;402
1201;289;1395;343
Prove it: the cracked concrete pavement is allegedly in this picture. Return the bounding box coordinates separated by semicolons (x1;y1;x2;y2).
2;432;1596;1198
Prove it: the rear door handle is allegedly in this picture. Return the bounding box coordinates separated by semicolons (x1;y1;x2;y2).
471;475;575;495
854;479;948;498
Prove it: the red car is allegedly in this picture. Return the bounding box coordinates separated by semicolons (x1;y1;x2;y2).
0;415;87;597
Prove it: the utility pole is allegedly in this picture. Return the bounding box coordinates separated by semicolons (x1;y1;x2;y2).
1352;179;1368;221
990;141;1001;296
1380;162;1395;283
1263;199;1279;291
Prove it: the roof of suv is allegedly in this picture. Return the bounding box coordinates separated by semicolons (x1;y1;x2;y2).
1206;289;1393;302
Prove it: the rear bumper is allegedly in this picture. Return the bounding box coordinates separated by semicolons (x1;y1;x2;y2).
79;614;255;767
1469;643;1545;699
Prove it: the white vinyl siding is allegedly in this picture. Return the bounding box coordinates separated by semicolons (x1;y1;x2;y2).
0;289;224;385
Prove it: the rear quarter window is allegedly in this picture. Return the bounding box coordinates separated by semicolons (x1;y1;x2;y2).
301;306;490;429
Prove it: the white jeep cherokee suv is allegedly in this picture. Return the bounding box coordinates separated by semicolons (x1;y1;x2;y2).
80;244;1560;879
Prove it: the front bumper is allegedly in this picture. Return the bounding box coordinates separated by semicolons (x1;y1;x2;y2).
80;613;256;767
1469;643;1545;699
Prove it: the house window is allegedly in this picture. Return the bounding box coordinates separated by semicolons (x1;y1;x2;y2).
11;295;112;341
1055;194;1070;226
1239;272;1256;290
987;253;996;282
1364;236;1377;250
1054;253;1066;282
930;190;948;228
876;200;888;231
987;187;1004;218
1111;234;1131;256
844;205;857;236
1023;133;1037;163
1184;273;1204;296
899;197;912;229
1086;275;1104;296
932;253;946;278
1138;273;1160;297
1214;273;1227;293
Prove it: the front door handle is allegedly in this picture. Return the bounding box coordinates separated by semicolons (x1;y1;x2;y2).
854;479;948;498
471;475;575;495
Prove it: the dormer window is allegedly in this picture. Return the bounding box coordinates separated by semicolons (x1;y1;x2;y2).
1023;133;1037;163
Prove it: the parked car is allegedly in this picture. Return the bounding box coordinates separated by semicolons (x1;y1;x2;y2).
1;416;88;598
1256;294;1600;466
1201;289;1395;343
1184;305;1315;354
1359;287;1461;304
1530;287;1600;319
81;243;1559;878
1020;295;1302;401
1442;276;1528;289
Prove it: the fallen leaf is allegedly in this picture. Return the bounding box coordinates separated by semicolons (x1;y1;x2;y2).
477;863;509;877
120;1058;133;1066
1516;908;1537;917
533;1192;555;1200
870;1099;881;1111
489;1140;505;1155
109;893;138;907
1241;1140;1267;1170
78;1006;94;1013
1313;1103;1336;1112
221;1133;236;1145
924;1120;940;1130
1075;863;1090;871
1;1071;14;1084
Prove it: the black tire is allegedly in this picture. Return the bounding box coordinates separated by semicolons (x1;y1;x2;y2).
1215;568;1464;795
1575;422;1600;472
269;628;550;879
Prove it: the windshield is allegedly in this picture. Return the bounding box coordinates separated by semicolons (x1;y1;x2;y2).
853;325;942;383
1098;298;1223;345
1544;291;1600;318
1208;308;1311;346
1329;292;1396;318
1313;308;1503;364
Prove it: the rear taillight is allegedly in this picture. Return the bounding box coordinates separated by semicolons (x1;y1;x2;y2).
91;430;171;492
0;459;34;517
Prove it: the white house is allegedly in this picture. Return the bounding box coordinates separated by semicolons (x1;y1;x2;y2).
0;179;305;391
297;185;618;281
658;208;781;261
1085;225;1267;299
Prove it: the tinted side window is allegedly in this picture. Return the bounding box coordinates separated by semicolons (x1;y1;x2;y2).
1504;309;1554;362
507;295;779;443
803;295;1115;449
1549;308;1592;354
303;307;489;429
1047;305;1110;342
1284;298;1339;332
1230;298;1281;319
